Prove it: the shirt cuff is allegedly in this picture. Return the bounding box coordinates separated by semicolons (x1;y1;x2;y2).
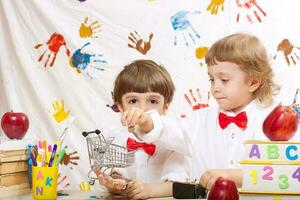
161;172;188;182
134;109;163;143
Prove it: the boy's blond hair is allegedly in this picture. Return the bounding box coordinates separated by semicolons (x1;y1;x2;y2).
113;59;175;105
205;33;279;106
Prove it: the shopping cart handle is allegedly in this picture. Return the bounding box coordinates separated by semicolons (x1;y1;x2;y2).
82;129;101;137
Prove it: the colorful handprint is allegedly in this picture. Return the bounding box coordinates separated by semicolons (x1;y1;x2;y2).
34;32;70;68
207;0;225;15
195;46;208;66
128;31;153;55
273;39;300;66
170;10;201;47
69;42;107;79
49;99;70;123
236;0;266;23
184;89;210;111
79;17;101;38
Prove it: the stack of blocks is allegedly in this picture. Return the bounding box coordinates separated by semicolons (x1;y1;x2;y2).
240;140;300;200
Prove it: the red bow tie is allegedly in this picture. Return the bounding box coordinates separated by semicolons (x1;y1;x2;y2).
126;138;156;156
218;111;248;129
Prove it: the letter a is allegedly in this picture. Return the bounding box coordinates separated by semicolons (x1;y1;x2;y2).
37;170;44;180
249;144;261;159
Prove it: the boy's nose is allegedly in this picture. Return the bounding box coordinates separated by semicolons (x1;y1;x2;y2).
211;84;220;95
139;102;149;112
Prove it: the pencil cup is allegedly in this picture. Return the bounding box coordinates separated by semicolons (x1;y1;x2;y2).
32;166;58;200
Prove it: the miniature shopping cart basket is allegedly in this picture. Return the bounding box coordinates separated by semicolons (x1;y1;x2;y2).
82;129;135;184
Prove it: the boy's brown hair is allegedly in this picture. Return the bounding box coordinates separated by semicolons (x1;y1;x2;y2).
205;33;279;106
113;59;175;105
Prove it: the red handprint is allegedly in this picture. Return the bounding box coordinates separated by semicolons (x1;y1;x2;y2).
57;173;70;190
184;89;210;111
236;0;266;23
34;32;70;68
274;39;300;66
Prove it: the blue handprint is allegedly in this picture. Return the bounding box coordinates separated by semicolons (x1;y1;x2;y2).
170;10;201;47
69;42;107;79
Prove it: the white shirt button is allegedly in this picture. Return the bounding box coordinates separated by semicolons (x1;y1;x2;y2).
230;160;234;165
231;133;235;139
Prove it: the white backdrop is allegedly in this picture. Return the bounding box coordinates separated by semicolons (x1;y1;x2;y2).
1;0;300;190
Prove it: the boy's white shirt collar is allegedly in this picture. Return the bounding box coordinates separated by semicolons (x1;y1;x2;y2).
219;99;264;123
219;99;258;115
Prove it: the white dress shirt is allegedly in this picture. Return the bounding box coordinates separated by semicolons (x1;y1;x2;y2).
142;100;280;181
105;115;188;184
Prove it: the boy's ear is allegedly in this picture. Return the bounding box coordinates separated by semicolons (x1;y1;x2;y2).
116;103;124;113
163;103;169;112
248;77;261;92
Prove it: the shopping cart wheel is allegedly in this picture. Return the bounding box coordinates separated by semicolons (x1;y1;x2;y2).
89;179;95;185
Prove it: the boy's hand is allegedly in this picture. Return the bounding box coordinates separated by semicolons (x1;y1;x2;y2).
199;169;242;190
127;179;150;200
121;108;153;134
93;167;128;194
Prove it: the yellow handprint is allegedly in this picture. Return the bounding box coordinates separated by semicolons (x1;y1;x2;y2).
50;99;70;123
195;46;208;66
79;17;101;38
207;0;225;15
79;181;91;192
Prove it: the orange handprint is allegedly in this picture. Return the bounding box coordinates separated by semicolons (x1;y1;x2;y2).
274;39;300;66
207;0;225;15
236;0;266;23
184;89;210;111
128;31;153;55
34;32;70;68
79;17;101;38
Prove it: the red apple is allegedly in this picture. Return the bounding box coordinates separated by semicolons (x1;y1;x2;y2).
207;177;239;200
263;105;298;141
1;111;29;139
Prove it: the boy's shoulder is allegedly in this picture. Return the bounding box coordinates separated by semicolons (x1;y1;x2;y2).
184;104;220;120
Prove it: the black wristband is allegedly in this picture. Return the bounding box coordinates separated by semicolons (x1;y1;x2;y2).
172;182;207;199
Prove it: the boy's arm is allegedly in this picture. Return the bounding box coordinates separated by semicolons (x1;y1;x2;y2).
199;168;242;190
135;110;191;156
127;180;173;199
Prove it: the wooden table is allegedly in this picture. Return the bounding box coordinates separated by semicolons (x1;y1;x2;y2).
13;190;204;200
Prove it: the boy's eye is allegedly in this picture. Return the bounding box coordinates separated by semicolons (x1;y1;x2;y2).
129;99;137;104
221;79;229;82
209;78;214;82
150;99;159;104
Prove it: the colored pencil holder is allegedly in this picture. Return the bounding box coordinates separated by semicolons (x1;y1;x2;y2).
32;166;58;200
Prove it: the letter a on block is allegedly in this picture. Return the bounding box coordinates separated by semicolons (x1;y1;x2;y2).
249;144;261;159
36;186;44;195
45;177;53;186
37;170;44;180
